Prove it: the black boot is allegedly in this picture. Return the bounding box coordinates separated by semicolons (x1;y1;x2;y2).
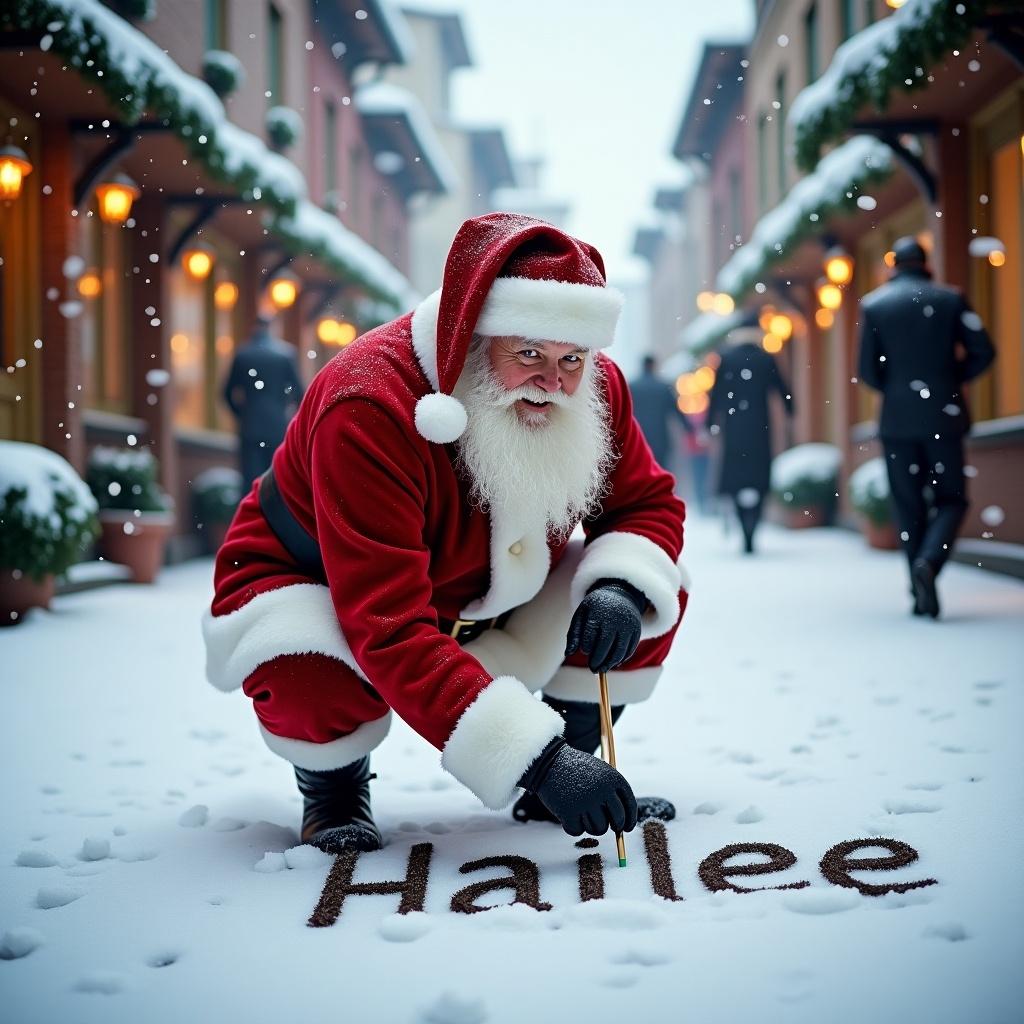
513;696;675;824
294;757;382;854
911;558;940;619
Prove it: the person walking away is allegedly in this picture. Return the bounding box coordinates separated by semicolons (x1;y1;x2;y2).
857;236;995;618
223;315;305;485
628;354;694;469
707;313;794;553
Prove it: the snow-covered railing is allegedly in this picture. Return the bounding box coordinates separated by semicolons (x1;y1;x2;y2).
789;0;984;172
716;135;893;300
354;81;458;194
271;201;418;312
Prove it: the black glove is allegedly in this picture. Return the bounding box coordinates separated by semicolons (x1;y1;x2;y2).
518;737;638;837
565;578;647;674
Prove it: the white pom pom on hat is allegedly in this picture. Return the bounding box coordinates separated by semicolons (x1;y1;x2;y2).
414;392;468;445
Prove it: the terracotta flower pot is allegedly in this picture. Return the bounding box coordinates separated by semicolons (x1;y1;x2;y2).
0;568;55;626
780;504;828;529
98;509;175;584
863;519;900;550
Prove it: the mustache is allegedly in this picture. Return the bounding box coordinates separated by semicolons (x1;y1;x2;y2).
489;383;573;408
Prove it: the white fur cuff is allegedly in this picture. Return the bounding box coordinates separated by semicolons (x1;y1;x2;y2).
259;714;392;771
441;676;564;809
475;277;623;348
572;531;682;639
543;665;662;705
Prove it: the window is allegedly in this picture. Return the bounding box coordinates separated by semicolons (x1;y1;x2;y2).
728;166;742;243
863;0;874;27
324;100;338;197
805;2;819;85
776;72;787;199
205;0;226;51
841;0;856;40
757;113;768;213
267;3;284;106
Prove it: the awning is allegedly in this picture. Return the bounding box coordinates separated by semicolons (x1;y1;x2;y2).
788;0;985;172
715;135;893;300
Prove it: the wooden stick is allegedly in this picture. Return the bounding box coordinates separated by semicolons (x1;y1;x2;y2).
597;671;627;868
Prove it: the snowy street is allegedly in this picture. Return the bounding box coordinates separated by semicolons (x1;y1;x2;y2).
2;517;1023;1024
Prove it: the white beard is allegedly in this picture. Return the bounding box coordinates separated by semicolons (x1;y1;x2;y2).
452;340;615;541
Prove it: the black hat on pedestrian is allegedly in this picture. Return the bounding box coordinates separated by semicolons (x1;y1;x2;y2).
891;236;928;268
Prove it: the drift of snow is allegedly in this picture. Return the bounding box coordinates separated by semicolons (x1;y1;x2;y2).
849;457;889;505
771;443;842;490
0;440;96;521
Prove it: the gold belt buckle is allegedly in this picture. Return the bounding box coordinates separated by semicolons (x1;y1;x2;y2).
449;618;475;640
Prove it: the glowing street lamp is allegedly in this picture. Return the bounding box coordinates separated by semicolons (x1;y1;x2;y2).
762;333;783;354
712;292;735;316
183;244;215;281
824;247;854;286
77;270;102;299
95;173;140;225
696;291;715;313
988;250;1006;268
0;144;32;202
335;320;357;347
816;280;843;311
768;313;793;342
214;281;238;310
316;317;340;344
268;273;299;310
883;250;897;269
815;308;835;330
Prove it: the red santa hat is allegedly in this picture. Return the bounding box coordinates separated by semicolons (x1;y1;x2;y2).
412;212;624;444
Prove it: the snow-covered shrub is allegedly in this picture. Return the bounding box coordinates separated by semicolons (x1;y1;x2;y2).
266;106;303;151
202;50;244;99
86;447;172;515
771;443;841;509
192;467;243;526
848;457;892;526
0;442;99;581
113;0;156;20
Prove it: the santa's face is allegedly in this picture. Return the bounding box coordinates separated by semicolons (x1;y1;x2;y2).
487;337;588;426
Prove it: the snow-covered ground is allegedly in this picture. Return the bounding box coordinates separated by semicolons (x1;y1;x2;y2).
2;517;1022;1023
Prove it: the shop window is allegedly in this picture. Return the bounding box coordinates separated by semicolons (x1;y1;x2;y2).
169;268;207;430
267;3;284;106
775;72;787;199
805;3;819;85
841;0;856;40
205;0;226;51
863;0;874;26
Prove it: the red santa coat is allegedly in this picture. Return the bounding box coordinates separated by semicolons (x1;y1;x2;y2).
204;297;687;809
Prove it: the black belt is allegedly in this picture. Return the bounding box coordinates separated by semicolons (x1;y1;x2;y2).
438;611;513;645
258;468;326;582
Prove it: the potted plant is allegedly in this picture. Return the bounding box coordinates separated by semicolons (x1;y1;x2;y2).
192;467;243;553
770;443;841;528
87;446;175;584
0;441;99;625
849;457;899;550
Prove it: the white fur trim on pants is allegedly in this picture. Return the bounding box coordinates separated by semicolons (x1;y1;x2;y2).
201;583;367;693
542;665;662;705
441;676;564;810
259;714;392;771
475;277;623;349
572;531;682;639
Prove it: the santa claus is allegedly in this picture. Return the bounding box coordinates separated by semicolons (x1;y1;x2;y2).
203;213;689;852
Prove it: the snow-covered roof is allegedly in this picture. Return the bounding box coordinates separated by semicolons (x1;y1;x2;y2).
679;310;744;356
788;0;979;171
354;81;458;194
271;201;418;312
369;0;416;66
715;135;893;300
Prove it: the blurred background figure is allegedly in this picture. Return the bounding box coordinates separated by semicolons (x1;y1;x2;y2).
222;315;305;486
628;354;695;471
707;313;794;554
857;237;995;619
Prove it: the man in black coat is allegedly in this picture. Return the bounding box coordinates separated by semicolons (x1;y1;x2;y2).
628;354;694;468
857;237;995;618
223;315;305;485
707;315;794;553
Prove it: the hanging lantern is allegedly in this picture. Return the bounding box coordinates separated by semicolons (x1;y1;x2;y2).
712;292;735;316
214;281;239;310
77;270;103;299
268;272;299;310
824;247;854;286
815;307;835;330
816;280;843;311
696;291;715;313
883;249;897;269
0;144;32;202
768;313;793;341
95;173;140;224
762;333;783;354
183;244;215;281
316;317;340;344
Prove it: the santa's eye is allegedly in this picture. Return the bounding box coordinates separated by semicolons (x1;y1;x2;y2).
561;353;584;367
518;349;540;360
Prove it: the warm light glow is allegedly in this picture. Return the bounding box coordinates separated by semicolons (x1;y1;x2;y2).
712;293;735;316
268;276;298;309
886;0;908;7
768;313;793;341
336;321;358;347
758;307;774;331
883;250;897;269
170;332;190;354
183;247;215;281
762;333;783;354
696;291;715;313
317;317;340;344
214;281;238;310
824;250;854;286
77;271;102;299
678;393;709;416
0;145;32;202
988;250;1006;268
95;175;139;225
817;280;843;311
815;307;835;330
216;335;234;355
694;365;716;392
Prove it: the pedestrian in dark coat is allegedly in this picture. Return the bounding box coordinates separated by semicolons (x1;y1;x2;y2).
707;317;794;553
628;355;694;468
223;316;305;485
857;236;995;618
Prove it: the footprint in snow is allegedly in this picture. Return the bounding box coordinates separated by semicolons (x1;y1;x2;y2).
73;972;124;995
783;891;859;915
883;799;941;815
37;886;83;910
735;806;764;824
749;768;784;781
975;698;993;707
609;946;672;967
115;847;158;863
40;785;61;795
79;838;111;861
210;817;247;832
379;912;431;942
791;745;812;755
178;804;209;828
905;782;943;792
418;990;487;1024
728;751;759;765
146;949;182;967
693;801;722;815
924;922;969;942
15;849;58;868
602;970;639;989
973;681;1002;691
397;821;421;833
0;928;45;960
423;822;451;834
